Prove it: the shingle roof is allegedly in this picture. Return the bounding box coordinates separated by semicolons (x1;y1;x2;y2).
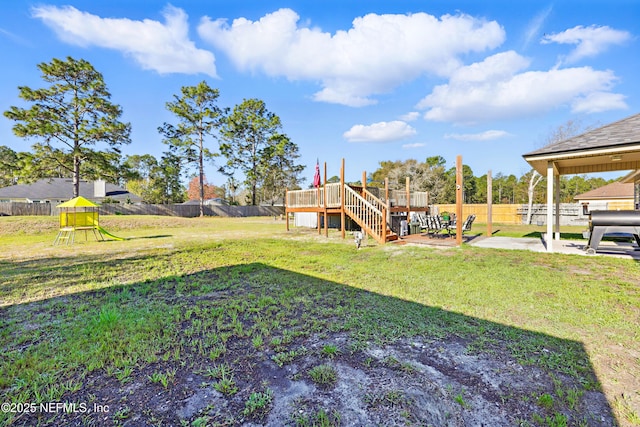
573;181;634;200
523;113;640;157
0;178;141;202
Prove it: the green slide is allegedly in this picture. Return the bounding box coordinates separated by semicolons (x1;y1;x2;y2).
96;226;125;241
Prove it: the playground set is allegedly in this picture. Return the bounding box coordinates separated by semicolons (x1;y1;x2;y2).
54;196;124;245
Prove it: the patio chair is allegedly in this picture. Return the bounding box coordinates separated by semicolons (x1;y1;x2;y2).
416;213;429;232
461;214;476;234
446;214;476;237
426;215;448;236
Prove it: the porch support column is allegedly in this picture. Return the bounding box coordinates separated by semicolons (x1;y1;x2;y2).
546;161;555;252
487;170;493;237
554;173;561;241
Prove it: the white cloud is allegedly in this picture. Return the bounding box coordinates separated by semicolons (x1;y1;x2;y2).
417;51;626;123
343;121;416;142
400;112;420;122
571;92;627;114
445;130;510;141
402;142;426;149
542;25;631;65
32;5;217;77
198;8;504;106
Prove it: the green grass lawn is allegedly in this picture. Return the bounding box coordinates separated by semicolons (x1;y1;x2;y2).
0;216;638;426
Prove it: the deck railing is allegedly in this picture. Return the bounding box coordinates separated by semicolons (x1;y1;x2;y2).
344;185;386;244
411;191;429;207
324;183;341;207
286;188;319;208
389;190;428;208
286;183;342;208
287;184;426;209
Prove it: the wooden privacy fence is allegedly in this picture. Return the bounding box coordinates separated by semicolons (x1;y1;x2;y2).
95;204;285;218
433;202;636;225
434;204;521;224
0;202;53;216
0;202;284;218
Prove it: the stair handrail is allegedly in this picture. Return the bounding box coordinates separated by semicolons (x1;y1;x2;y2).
363;189;395;239
344;185;386;244
363;188;386;213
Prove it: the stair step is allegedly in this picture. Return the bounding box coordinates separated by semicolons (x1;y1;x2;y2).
385;233;398;242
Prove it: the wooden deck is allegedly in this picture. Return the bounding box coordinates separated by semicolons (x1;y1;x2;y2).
285;161;429;244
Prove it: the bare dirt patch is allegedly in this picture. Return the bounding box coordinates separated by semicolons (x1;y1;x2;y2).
7;274;614;427
11;333;613;426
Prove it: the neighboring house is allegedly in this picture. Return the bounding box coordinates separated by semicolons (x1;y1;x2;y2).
620;170;640;209
574;181;634;210
0;178;142;204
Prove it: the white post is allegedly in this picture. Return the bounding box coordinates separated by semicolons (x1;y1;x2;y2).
546;162;554;252
554;174;561;241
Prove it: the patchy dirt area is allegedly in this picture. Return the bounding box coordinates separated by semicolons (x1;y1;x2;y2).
12;330;613;426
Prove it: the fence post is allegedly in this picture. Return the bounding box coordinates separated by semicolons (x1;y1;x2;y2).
487;170;492;236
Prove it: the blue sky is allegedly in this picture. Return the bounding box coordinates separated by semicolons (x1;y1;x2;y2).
1;0;638;186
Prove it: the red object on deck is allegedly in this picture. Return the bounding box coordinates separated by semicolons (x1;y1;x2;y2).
313;160;321;188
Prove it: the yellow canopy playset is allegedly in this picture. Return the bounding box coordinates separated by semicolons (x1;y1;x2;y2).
54;196;123;245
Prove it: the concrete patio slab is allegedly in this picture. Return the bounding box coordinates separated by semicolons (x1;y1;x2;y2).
395;232;640;260
467;236;640;260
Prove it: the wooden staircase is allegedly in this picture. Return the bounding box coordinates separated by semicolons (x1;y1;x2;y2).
343;186;398;244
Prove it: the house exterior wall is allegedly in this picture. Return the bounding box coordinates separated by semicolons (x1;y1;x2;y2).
576;198;633;206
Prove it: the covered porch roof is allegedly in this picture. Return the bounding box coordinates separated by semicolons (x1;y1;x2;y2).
522;113;640;252
523;113;640;176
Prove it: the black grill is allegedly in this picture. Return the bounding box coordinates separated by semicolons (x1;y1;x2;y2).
586;210;640;254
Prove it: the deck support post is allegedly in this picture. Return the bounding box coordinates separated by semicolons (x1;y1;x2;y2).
340;158;345;240
317;185;321;235
324;162;328;237
385;178;391;230
406;177;410;222
362;170;367;244
456;155;463;245
382;206;387;243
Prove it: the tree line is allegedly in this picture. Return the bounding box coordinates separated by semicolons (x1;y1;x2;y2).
361;119;617;206
1;57;305;215
363;156;612;205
